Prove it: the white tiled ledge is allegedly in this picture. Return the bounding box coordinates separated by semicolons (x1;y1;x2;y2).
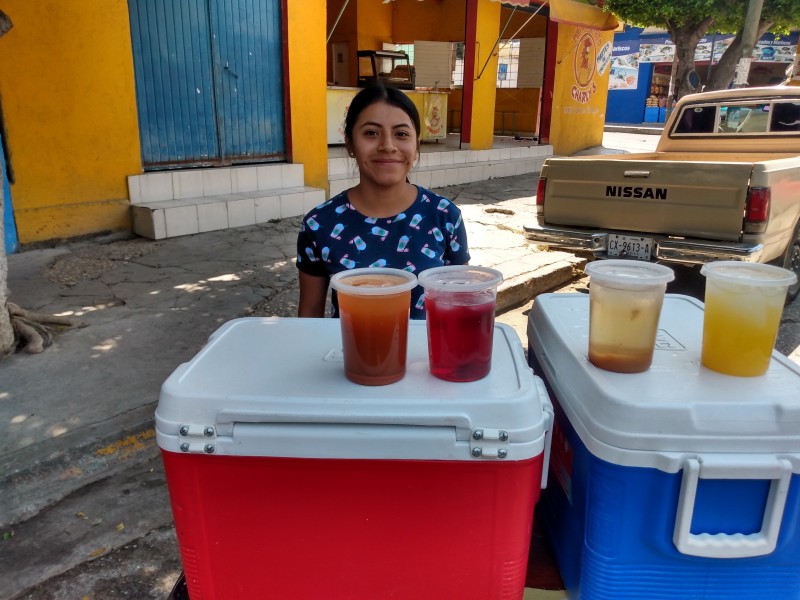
328;145;552;176
329;155;550;197
128;163;304;205
131;186;325;240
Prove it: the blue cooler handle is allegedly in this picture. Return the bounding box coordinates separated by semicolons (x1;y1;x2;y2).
673;456;793;558
533;376;554;490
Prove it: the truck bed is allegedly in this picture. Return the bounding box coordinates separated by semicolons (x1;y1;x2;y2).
541;157;753;241
569;152;798;162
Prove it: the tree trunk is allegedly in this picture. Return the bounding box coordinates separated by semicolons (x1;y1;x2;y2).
666;17;716;99
0;170;13;355
705;20;774;91
0;9;13;355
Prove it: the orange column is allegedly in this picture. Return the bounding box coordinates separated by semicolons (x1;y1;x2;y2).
460;0;478;147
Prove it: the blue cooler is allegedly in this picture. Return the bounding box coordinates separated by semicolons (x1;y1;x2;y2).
527;293;800;599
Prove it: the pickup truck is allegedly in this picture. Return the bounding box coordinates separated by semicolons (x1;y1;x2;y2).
524;86;800;300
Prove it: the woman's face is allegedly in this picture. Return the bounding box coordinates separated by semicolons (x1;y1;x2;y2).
346;101;418;188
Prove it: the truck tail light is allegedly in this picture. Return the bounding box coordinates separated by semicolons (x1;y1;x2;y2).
536;177;547;206
744;187;770;233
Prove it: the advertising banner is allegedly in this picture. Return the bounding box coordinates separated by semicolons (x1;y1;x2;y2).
609;40;640;90
638;32;799;64
753;32;800;63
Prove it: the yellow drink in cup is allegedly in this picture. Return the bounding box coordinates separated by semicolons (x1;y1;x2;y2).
701;262;797;377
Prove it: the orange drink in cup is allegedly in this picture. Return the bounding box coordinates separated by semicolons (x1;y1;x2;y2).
330;268;418;386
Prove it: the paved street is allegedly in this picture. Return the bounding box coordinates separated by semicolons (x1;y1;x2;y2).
3;130;799;599
2;167;580;599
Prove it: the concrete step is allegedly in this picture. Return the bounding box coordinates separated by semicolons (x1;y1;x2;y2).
128;164;325;240
328;145;553;196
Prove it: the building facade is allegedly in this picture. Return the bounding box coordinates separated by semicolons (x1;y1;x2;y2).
0;0;615;248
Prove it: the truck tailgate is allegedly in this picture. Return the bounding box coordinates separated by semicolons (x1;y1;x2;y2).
542;159;754;242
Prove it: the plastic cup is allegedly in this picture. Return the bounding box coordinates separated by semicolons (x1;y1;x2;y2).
584;260;675;373
330;267;418;386
700;261;797;377
418;265;504;382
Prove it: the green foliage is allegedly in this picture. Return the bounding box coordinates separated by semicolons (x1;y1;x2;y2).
607;0;800;34
604;0;729;29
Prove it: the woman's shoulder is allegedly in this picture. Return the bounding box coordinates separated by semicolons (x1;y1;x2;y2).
302;190;349;221
415;186;463;218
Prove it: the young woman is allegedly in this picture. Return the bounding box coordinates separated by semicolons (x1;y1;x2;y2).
296;83;470;319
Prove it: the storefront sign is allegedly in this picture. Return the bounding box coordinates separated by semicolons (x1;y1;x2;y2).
639;36;673;63
753;32;800;63
638;32;798;64
597;41;613;76
571;29;603;104
424;93;446;139
609;40;640;90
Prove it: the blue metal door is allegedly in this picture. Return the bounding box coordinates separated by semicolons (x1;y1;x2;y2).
129;0;285;168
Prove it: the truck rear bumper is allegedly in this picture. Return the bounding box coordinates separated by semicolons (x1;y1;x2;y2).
523;222;764;265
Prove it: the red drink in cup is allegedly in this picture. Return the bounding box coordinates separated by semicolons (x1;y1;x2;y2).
425;296;496;381
419;266;504;382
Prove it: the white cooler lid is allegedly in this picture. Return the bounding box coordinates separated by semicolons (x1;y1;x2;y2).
528;294;800;469
156;318;551;463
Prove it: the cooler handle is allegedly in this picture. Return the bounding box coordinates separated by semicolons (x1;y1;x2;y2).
673;456;792;559
534;376;554;490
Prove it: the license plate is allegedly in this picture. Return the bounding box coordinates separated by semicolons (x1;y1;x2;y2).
607;234;653;260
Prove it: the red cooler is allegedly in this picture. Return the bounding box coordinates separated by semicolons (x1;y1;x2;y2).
156;317;552;600
527;293;800;599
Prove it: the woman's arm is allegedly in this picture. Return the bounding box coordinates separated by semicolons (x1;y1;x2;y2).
298;272;330;317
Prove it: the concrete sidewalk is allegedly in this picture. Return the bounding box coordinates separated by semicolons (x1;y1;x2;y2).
1;172;582;596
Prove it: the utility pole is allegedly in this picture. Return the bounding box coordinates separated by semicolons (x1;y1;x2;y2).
734;0;764;87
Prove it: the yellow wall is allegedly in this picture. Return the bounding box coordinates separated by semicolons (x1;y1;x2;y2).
447;88;540;136
357;0;393;53
494;89;540;136
287;0;329;192
468;0;501;150
549;24;614;156
500;7;548;38
327;0;358;86
393;0;466;42
0;1;141;243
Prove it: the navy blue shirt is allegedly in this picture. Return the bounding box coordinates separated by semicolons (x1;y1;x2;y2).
297;186;470;319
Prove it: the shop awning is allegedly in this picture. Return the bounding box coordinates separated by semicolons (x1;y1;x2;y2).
490;0;620;32
548;0;619;31
490;0;532;6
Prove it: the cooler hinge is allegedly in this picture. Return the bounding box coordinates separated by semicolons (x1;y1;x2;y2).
470;428;509;459
178;424;217;454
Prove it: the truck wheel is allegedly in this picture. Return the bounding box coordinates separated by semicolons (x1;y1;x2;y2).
777;220;800;302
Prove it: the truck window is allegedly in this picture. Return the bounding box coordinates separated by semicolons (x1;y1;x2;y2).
770;102;800;132
674;105;717;134
719;103;769;133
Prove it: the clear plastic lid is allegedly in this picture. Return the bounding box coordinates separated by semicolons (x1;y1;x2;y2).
330;267;418;296
584;259;674;289
701;261;798;288
417;265;504;293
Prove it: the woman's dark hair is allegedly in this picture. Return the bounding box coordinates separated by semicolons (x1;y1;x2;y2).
343;83;421;141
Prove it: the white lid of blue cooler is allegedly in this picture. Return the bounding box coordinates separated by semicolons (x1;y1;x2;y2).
528;294;800;472
156;318;552;463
